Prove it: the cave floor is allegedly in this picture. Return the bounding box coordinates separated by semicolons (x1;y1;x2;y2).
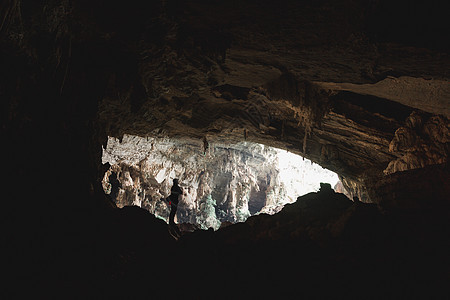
13;187;449;299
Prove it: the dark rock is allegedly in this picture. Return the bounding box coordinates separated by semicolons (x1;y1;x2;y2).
2;0;449;297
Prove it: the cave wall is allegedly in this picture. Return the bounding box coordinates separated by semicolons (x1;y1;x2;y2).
101;135;339;229
5;0;447;202
1;0;448;239
102;136;282;228
2;0;449;295
91;0;449;203
2;0;448;206
99;67;449;202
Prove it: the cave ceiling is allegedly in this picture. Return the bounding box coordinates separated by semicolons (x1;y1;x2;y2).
3;1;450;294
2;0;449;190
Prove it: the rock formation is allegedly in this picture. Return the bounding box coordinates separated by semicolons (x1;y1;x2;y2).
101;134;339;229
2;0;449;297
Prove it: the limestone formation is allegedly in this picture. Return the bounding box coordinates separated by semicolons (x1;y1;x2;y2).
2;0;450;297
101;134;339;229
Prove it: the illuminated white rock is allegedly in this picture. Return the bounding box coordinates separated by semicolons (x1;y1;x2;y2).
102;134;342;230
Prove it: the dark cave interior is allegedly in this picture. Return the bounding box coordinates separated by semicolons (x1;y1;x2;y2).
2;0;449;298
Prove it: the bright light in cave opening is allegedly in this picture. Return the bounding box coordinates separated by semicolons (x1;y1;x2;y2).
275;147;339;202
102;134;342;230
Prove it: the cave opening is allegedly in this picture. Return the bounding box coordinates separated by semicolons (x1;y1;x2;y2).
101;134;342;230
3;0;450;296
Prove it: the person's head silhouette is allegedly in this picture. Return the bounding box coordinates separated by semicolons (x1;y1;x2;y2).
173;178;179;185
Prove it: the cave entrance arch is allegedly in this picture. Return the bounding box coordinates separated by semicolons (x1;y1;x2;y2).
101;134;342;230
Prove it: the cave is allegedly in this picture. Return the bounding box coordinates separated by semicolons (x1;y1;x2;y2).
2;0;449;298
101;134;340;228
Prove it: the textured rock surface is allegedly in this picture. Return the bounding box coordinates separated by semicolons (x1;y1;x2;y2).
2;0;448;203
101;134;339;229
100;75;448;202
317;76;450;117
384;112;449;174
2;0;450;297
89;0;450;201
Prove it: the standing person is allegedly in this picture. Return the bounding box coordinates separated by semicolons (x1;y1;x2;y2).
108;171;121;203
168;178;182;227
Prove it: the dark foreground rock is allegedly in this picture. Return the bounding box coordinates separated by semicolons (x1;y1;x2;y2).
15;184;445;299
176;186;450;298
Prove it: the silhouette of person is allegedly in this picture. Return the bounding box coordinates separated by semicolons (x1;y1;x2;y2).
108;171;121;202
168;178;182;226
